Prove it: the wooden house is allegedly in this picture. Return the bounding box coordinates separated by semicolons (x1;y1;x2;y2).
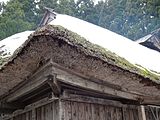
0;9;160;120
137;28;160;52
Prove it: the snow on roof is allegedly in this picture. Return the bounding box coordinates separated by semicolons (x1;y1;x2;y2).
1;13;160;73
136;34;152;43
49;14;160;73
0;31;33;55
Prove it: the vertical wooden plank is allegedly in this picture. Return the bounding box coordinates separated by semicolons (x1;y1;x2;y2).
110;106;115;120
45;104;48;120
22;113;26;120
99;104;105;120
116;107;122;120
126;106;131;120
78;102;85;120
132;108;138;120
36;107;41;120
71;102;78;120
105;106;111;120
26;112;30;120
129;108;134;120
87;103;92;120
64;101;72;120
90;103;96;120
95;104;100;120
59;100;64;120
122;107;127;120
29;111;32;120
115;107;119;120
84;102;89;120
41;105;45;120
133;108;139;120
52;101;55;120
138;106;146;120
32;109;36;120
54;100;60;120
45;103;51;120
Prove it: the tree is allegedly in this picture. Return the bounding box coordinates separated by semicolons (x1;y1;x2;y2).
56;0;77;16
93;0;160;40
0;0;34;40
75;0;97;24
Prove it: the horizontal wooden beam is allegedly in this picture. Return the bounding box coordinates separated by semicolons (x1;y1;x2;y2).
50;62;142;101
6;59;160;105
0;102;23;113
6;61;53;102
61;90;138;109
50;61;160;105
3;97;58;119
141;97;160;105
5;59;144;103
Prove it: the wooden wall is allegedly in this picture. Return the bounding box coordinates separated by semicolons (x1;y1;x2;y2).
5;100;59;120
8;111;32;120
4;97;140;120
145;106;160;120
61;100;139;120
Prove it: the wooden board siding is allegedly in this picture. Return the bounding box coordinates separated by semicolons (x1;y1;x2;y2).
3;96;140;120
4;99;59;120
61;100;139;120
36;103;53;120
145;106;160;120
7;111;32;120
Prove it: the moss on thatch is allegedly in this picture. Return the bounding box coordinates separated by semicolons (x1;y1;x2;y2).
1;24;160;83
34;25;160;82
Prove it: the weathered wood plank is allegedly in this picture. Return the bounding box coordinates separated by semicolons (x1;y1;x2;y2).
32;109;36;120
51;63;141;101
95;104;100;120
71;102;78;120
6;60;53;102
78;102;85;120
86;103;92;120
138;106;146;120
115;107;122;120
64;101;71;120
61;92;137;109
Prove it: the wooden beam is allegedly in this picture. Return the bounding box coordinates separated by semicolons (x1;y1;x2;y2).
6;60;143;103
50;62;142;101
4;97;58;119
6;61;53;102
50;61;160;105
46;74;61;97
61;90;138;108
138;105;147;120
140;96;160;105
0;102;23;113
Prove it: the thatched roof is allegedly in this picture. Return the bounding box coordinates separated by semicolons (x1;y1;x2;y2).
1;25;160;104
137;28;160;52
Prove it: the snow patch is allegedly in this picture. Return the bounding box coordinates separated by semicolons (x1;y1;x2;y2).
0;31;33;55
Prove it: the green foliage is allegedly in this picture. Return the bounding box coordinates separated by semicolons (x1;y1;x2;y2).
0;0;35;39
94;0;160;40
56;0;77;16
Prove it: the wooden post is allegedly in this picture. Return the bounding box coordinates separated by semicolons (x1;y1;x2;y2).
138;105;146;120
59;100;64;120
32;108;36;120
